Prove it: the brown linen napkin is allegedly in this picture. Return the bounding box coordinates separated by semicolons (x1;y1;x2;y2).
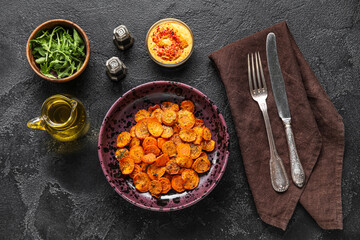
209;21;345;230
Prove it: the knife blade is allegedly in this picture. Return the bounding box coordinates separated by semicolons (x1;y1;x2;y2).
266;32;305;188
266;33;291;119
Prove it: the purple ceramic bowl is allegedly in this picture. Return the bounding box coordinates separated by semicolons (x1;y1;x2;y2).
98;81;229;211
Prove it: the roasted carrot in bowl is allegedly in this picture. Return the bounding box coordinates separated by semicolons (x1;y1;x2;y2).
114;100;215;199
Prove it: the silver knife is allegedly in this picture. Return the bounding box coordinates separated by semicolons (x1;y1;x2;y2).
266;32;305;188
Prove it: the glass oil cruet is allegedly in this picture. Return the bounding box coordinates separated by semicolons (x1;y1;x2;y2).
27;94;89;141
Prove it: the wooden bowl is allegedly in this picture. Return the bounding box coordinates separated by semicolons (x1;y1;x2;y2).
26;19;90;83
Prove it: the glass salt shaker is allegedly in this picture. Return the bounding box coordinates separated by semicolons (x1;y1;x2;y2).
106;57;127;81
113;25;134;50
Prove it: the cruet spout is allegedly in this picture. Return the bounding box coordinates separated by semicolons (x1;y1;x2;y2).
27;117;46;131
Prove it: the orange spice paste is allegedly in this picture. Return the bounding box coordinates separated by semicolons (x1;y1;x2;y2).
147;21;193;64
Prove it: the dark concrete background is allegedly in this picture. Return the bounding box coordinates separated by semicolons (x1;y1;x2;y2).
1;0;359;239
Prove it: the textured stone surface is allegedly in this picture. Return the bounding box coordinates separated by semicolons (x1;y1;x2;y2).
1;0;359;239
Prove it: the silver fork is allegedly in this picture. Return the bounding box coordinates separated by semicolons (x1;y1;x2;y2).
248;52;289;193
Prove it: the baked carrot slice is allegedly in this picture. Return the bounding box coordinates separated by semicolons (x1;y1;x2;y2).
149;179;162;196
161;102;179;112
171;175;185;192
151;193;162;199
200;152;209;159
129;137;141;148
129;164;142;179
195;119;204;127
179;168;186;174
197;152;210;164
179;129;197;142
176;143;191;157
142;136;158;148
192;156;211;173
130;126;136;138
157;138;167;149
135;109;150;122
115;148;129;161
177;110;195;129
161;125;174;138
155;153;170;167
170;134;183;145
172;123;180;134
165;159;180;175
162;172;172;182
144;144;161;156
133;172;151;192
148;104;160;113
180;100;195;113
161;141;177;157
147;163;166;180
150;108;163;123
185;157;194;168
147;118;164;137
135;120;150;139
139;162;149;172
116;131;131;148
190;143;202;159
159;177;172;194
129;145;144;163
162;173;173;181
202;140;215;152
162;109;177;126
142;153;156;164
119;156;135;175
202;127;212;141
181;169;199;190
176;155;192;168
193;126;204;145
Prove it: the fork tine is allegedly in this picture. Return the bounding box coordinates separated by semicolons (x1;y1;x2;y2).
251;53;258;92
255;52;262;91
248;54;254;94
257;52;267;91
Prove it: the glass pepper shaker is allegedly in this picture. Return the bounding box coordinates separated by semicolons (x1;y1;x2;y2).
106;57;127;81
113;25;134;50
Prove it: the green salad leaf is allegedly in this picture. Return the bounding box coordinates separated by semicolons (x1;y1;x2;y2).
30;26;86;79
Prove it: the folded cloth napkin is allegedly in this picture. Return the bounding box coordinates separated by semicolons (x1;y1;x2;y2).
209;21;345;230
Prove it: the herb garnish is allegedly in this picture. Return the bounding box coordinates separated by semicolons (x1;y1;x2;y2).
30;26;86;79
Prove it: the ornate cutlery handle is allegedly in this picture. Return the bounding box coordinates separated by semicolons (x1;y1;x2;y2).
259;101;289;192
283;119;305;188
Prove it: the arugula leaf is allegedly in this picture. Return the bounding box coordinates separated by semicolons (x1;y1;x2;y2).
33;47;46;56
73;29;83;47
30;26;86;79
35;57;46;64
